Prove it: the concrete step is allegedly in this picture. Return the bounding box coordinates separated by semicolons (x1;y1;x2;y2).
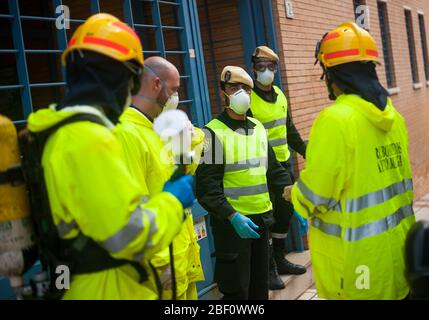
269;250;314;300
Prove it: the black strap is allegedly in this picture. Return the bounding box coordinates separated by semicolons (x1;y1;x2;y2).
0;165;25;186
61;233;148;283
149;261;163;300
169;243;177;300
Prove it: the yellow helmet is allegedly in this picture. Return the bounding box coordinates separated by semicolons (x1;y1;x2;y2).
316;22;379;68
61;13;144;67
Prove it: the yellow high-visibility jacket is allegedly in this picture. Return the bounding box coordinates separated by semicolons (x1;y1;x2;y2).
27;105;184;300
115;107;204;300
205;116;272;215
291;94;415;300
250;86;290;162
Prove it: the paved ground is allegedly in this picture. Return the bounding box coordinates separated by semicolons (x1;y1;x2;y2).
297;192;429;300
297;286;324;300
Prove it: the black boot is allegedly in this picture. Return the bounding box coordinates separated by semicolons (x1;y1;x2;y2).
269;245;285;290
273;237;307;275
274;251;307;275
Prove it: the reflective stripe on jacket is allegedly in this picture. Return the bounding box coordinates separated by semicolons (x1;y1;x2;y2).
206;116;272;215
250;85;290;162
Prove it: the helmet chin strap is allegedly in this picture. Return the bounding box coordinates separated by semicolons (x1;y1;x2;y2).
326;72;337;101
315;33;337;101
320;65;337;101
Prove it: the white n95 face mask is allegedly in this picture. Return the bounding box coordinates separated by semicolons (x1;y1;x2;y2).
163;92;179;111
256;69;275;86
228;89;251;115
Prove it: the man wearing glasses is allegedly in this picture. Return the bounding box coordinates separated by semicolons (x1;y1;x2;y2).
249;46;307;291
196;66;293;299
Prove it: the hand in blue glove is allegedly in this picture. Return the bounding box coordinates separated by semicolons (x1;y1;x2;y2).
294;211;308;235
162;175;196;209
230;213;260;239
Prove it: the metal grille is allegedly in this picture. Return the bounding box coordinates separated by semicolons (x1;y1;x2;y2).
0;0;210;127
418;14;429;82
405;9;420;84
377;1;395;88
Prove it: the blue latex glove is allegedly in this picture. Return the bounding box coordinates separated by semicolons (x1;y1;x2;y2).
294;211;308;235
230;213;260;239
162;175;196;208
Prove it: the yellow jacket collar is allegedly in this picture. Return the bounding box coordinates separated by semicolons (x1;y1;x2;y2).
28;104;114;132
120;107;153;129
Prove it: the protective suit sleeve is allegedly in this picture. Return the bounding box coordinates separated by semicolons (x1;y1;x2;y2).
48;124;183;263
291;109;348;219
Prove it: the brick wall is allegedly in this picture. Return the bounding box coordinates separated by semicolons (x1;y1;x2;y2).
273;0;429;199
198;0;245;117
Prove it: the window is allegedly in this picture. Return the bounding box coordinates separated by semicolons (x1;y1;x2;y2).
418;13;429;82
377;1;396;88
405;9;420;84
0;0;210;127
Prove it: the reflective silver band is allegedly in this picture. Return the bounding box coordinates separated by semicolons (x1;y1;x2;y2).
224;183;269;200
270;137;288;147
297;179;340;210
133;209;158;262
312;217;342;238
343;179;413;213
57;220;78;238
99;206;144;254
298;179;413;214
312;204;414;242
344;204;414;242
271;232;288;239
224;157;268;172
263;118;286;129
